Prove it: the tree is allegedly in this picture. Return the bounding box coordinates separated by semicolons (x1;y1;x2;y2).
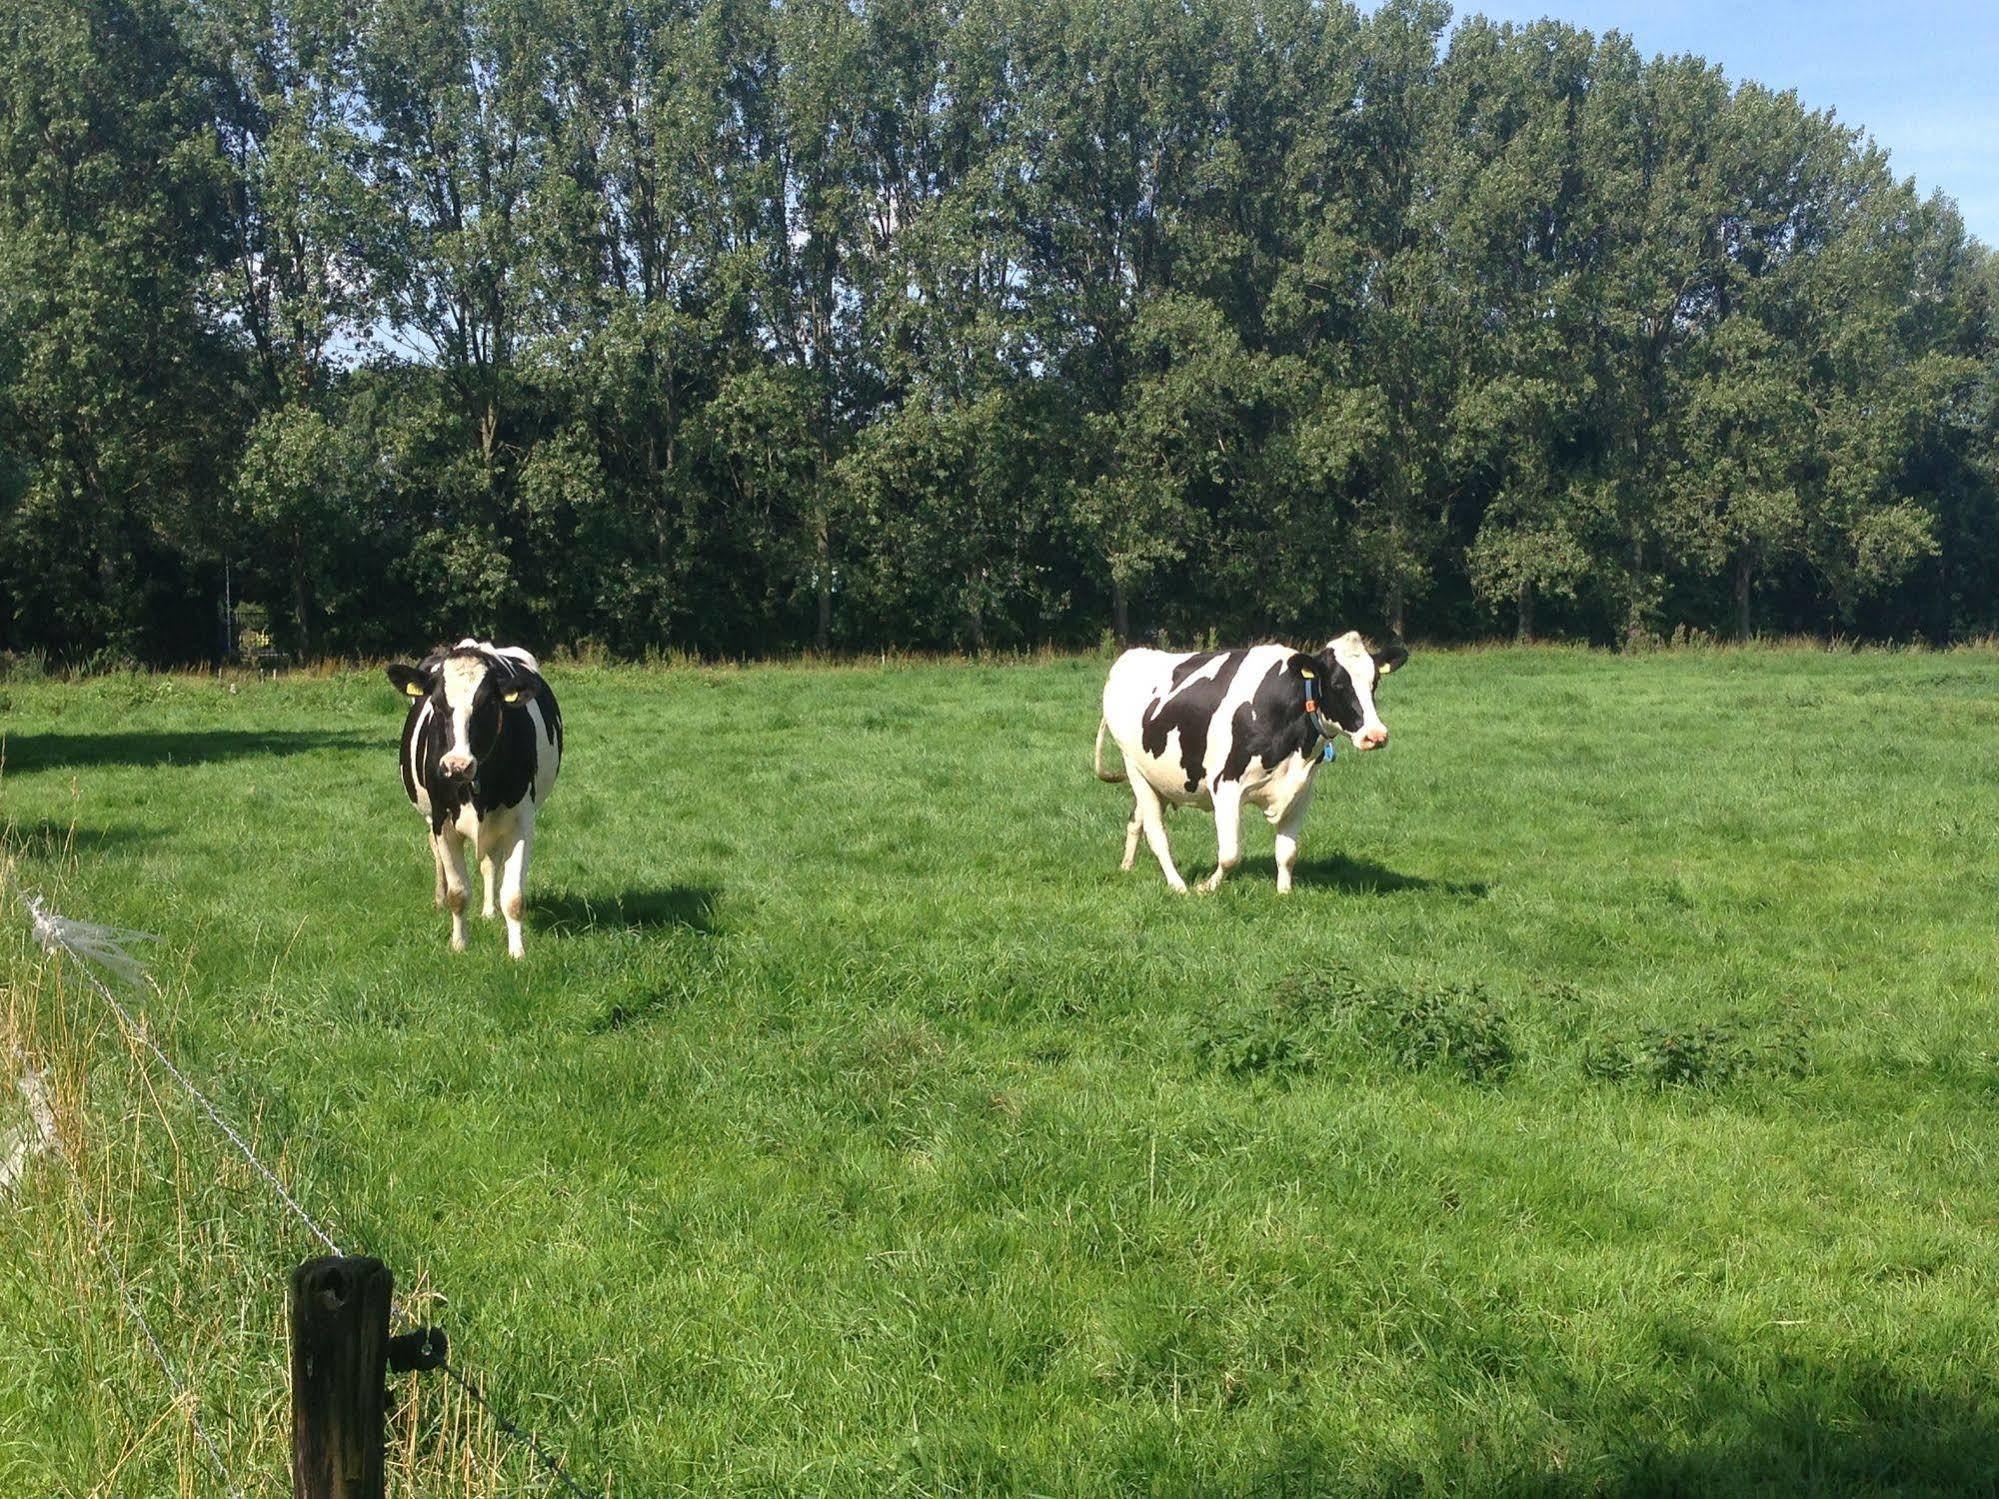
0;0;241;661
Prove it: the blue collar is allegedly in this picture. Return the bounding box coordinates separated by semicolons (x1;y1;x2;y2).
1300;665;1339;761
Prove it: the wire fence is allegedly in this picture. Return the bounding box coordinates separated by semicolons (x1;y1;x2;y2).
8;877;604;1496
68;1162;247;1499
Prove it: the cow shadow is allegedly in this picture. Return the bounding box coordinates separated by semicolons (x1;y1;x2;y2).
1260;1353;1999;1495
0;729;372;776
1481;1369;1996;1497
4;820;148;860
534;885;722;936
1289;853;1487;899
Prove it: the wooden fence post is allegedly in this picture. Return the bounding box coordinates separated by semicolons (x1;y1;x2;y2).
291;1255;393;1499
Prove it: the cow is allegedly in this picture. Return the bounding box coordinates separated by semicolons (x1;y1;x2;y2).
1094;631;1407;894
386;640;563;959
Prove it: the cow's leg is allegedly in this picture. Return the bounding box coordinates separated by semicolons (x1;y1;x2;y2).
1127;772;1186;893
437;828;472;950
1199;783;1245;893
498;822;534;961
1120;799;1143;872
1271;782;1317;895
430;833;447;909
479;854;498;919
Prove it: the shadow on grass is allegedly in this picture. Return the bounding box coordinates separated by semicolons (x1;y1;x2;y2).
3;820;148;860
593;986;690;1033
535;886;721;936
1291;853;1488;898
0;729;372;775
1315;1361;1999;1497
1539;1379;1999;1497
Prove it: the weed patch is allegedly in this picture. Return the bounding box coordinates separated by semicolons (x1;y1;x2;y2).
1337;977;1517;1082
1191;974;1517;1083
1583;1012;1814;1090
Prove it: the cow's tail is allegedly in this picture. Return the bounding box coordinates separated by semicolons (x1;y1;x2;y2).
1093;717;1127;783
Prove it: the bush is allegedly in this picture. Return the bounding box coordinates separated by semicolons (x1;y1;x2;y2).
0;648;48;682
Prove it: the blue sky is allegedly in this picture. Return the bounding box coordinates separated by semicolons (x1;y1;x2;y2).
1434;1;1998;245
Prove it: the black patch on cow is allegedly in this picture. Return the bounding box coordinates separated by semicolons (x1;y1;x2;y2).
1218;654;1335;783
1168;651;1225;689
1141;650;1248;793
394;649;562;835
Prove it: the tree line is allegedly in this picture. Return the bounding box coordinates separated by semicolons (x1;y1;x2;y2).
1;0;1993;664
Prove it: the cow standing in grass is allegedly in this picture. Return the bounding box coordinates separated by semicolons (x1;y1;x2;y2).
1095;632;1406;893
387;640;562;959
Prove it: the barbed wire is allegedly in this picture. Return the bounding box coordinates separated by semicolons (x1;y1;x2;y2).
441;1360;598;1498
25;893;346;1257
64;1112;246;1498
16;881;601;1497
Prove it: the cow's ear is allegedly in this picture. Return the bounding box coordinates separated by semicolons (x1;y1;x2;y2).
1373;639;1409;676
1311;649;1352;688
498;669;542;706
386;663;430;698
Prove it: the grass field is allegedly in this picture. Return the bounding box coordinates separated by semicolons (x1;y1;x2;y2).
4;644;1999;1495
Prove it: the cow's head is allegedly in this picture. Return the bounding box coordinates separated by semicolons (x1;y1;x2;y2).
385;646;541;783
1311;632;1408;751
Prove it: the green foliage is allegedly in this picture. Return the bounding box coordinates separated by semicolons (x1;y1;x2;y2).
0;0;1994;661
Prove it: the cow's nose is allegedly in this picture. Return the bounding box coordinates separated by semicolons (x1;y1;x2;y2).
1357;727;1388;751
439;753;476;777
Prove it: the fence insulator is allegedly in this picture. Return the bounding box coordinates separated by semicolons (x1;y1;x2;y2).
388;1326;449;1373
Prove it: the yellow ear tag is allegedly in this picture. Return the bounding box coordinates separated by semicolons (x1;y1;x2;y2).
502;689;525;705
404;680;425;697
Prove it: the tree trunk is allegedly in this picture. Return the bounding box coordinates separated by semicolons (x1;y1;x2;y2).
813;504;831;653
1625;533;1647;646
1515;578;1533;643
1734;550;1753;641
1112;576;1130;644
1386;495;1407;636
292;528;313;655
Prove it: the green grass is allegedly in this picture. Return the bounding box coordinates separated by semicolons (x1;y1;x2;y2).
4;645;1999;1495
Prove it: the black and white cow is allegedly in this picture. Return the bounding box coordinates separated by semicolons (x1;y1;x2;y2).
386;639;562;959
1094;631;1407;893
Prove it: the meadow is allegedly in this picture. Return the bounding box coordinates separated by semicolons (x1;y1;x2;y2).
2;644;1998;1496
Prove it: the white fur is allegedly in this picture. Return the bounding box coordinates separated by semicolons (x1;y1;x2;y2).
439;654;488;775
